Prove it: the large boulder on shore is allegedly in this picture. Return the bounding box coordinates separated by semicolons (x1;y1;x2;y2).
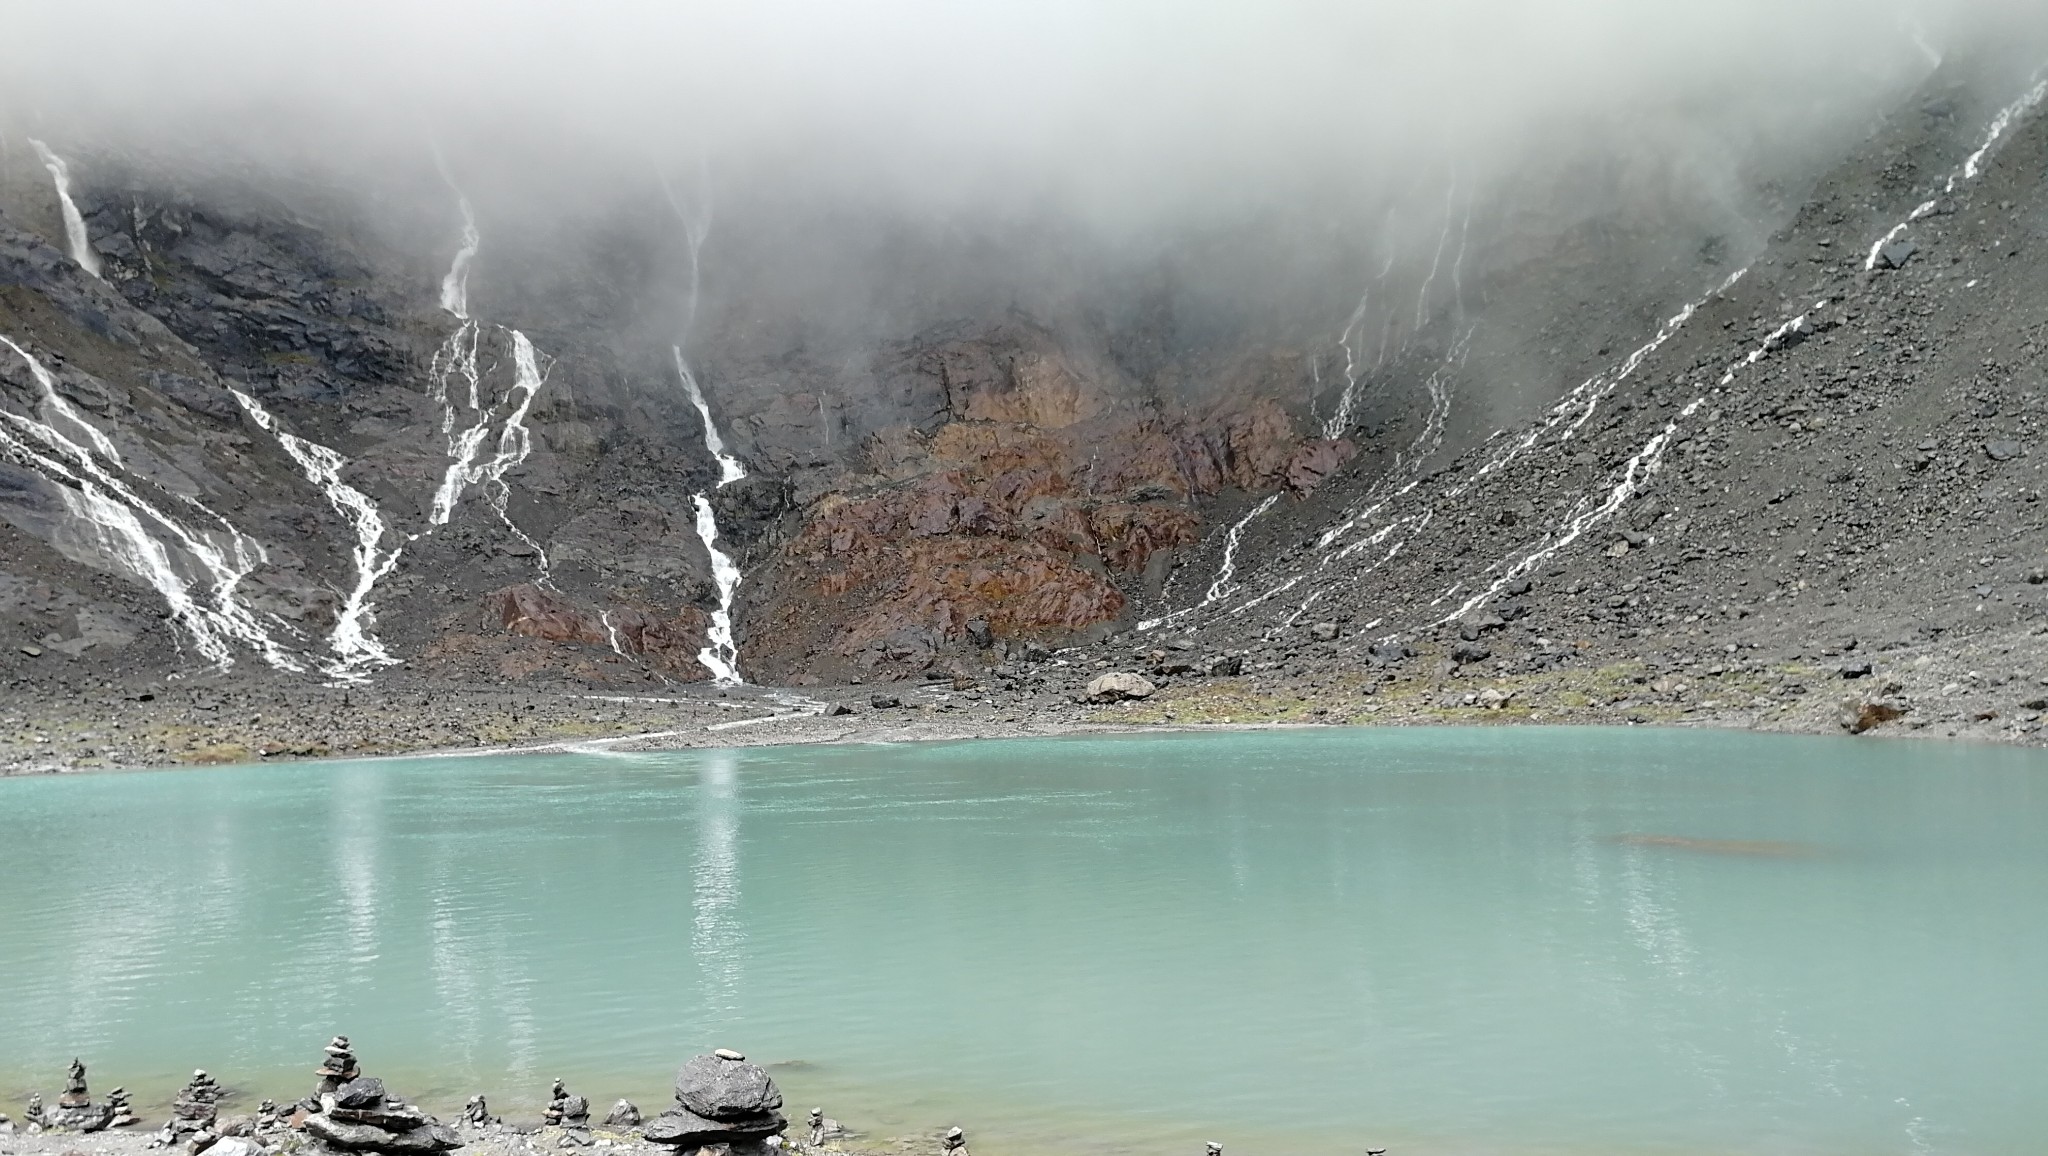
674;1051;782;1121
644;1051;786;1147
1085;672;1155;702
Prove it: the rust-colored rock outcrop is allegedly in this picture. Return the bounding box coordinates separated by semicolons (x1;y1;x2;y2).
485;584;713;678
742;325;1332;681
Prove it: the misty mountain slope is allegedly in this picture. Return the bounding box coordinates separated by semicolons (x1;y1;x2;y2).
0;154;745;688
3;39;2046;718
1082;66;2048;739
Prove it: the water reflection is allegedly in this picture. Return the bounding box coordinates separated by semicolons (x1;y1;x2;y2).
693;751;744;1021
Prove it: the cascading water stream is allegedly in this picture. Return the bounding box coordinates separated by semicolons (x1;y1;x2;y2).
0;335;297;670
676;347;746;685
229;388;402;677
662;172;745;686
418;189;551;577
28;140;102;280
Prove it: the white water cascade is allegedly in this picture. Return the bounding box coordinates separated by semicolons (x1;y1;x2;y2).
676;347;746;685
229;388;402;677
420;192;551;575
0;335;298;670
663;172;745;685
28;140;102;280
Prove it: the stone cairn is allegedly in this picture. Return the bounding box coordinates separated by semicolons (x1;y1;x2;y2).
300;1036;461;1154
602;1100;642;1128
42;1058;115;1132
804;1109;846;1148
541;1080;590;1128
458;1097;495;1129
108;1087;140;1129
642;1049;788;1152
942;1127;969;1156
23;1093;43;1129
177;1070;224;1128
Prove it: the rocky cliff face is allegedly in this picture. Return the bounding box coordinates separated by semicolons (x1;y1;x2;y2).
2;59;2045;715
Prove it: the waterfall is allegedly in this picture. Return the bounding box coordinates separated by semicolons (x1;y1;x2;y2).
418;188;551;576
229;388;403;678
676;346;746;685
439;197;480;318
0;335;299;670
663;171;746;685
28;140;102;280
691;494;745;686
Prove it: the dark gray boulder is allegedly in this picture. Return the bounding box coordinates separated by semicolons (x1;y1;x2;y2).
674;1051;783;1120
335;1078;386;1110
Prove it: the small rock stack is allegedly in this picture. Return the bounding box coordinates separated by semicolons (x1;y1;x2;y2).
300;1037;461;1154
643;1050;787;1151
458;1097;495;1129
107;1087;139;1128
175;1070;224;1130
542;1080;590;1128
42;1059;114;1132
315;1038;362;1098
153;1068;225;1146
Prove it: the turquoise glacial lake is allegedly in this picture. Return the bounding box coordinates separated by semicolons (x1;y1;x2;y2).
0;728;2043;1154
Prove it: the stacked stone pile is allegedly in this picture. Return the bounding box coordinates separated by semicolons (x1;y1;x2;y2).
300;1036;461;1154
155;1068;226;1146
642;1050;787;1150
541;1081;590;1128
42;1059;114;1132
107;1087;140;1128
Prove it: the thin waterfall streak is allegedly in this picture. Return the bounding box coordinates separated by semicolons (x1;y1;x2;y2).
1323;290;1373;439
1205;494;1281;604
692;495;744;686
0;333;119;461
0;337;300;670
29;140;102;279
668;179;748;684
439;197;480;319
1415;180;1456;328
675;348;745;487
230;389;402;676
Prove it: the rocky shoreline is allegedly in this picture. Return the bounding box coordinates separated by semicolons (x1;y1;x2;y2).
4;607;2044;777
0;1050;950;1156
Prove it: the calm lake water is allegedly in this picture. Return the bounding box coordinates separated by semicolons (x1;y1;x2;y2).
0;728;2042;1155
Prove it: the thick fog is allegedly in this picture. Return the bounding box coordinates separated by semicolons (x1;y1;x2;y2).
7;1;2048;367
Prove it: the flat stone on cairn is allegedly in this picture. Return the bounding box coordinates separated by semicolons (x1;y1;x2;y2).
300;1037;460;1154
642;1049;787;1148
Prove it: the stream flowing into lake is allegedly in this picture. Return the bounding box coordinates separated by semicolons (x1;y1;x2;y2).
1;728;2042;1155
